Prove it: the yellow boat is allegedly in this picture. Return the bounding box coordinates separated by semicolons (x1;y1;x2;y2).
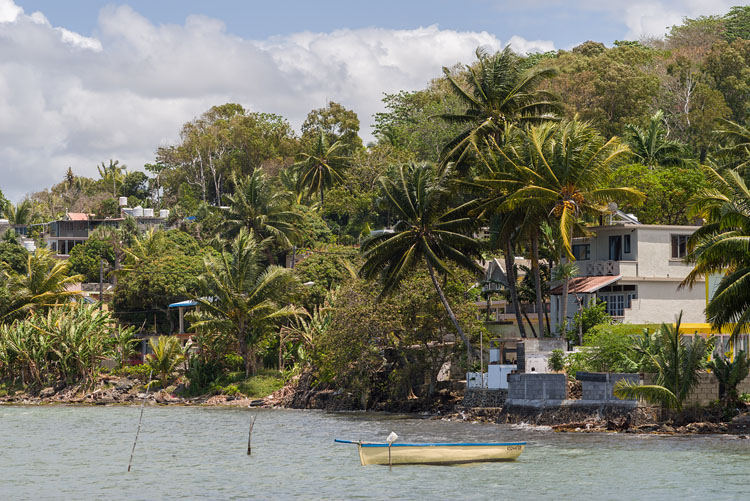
334;439;526;466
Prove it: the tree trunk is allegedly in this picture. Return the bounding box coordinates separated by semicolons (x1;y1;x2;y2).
531;228;546;338
239;328;250;378
426;260;472;365
504;238;527;338
560;279;569;338
522;308;538;338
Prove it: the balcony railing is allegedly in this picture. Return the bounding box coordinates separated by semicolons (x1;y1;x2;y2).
582;260;620;276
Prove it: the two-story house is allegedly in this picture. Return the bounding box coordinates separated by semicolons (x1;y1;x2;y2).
550;216;706;332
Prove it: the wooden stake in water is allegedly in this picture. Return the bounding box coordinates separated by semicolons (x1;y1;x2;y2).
128;370;153;472
247;414;257;455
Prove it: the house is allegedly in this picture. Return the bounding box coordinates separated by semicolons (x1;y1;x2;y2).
550;216;707;332
476;257;551;338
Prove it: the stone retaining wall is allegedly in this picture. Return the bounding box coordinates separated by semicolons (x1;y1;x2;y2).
462;389;507;408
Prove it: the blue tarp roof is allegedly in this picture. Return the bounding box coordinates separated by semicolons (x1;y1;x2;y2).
168;299;199;308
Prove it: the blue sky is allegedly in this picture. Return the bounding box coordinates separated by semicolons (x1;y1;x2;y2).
15;1;623;48
1;0;747;201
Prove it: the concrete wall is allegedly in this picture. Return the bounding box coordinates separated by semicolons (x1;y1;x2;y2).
635;227;697;279
643;372;750;406
508;373;567;401
621;281;705;324
517;339;567;373
577;372;638;402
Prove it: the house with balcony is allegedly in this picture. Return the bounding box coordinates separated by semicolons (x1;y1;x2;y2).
550;216;707;332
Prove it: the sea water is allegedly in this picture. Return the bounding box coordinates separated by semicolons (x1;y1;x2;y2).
1;406;748;499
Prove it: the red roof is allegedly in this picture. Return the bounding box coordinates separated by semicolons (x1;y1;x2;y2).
550;275;621;295
66;212;90;221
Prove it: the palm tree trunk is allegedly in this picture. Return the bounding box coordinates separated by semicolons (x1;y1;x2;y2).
426;260;472;364
504;239;527;338
239;327;250;378
531;228;546;337
522;308;538;338
560;279;569;338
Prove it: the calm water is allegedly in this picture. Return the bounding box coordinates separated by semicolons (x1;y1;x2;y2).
1;406;749;500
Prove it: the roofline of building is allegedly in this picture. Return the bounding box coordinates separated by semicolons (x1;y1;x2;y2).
577;223;701;233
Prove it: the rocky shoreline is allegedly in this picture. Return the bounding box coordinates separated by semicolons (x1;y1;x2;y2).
5;373;750;437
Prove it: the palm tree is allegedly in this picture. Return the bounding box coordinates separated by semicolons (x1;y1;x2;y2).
4;200;34;226
438;46;559;169
552;262;579;337
146;336;186;388
499;120;644;259
623;110;687;168
1;248;84;321
223;169;302;258
614;313;710;412
190;228;302;376
680;167;750;340
294;132;348;205
97;159;127;198
359;163;482;362
715;119;750;172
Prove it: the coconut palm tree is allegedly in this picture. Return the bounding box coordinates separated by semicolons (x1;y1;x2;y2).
614;313;710;411
714;119;750;172
146;336;186;388
359;163;482;362
680;167;750;340
623;110;687;168
190;228;302;376
223;169;302;257
294;132;348;205
4;200;34;226
552;261;579;337
1;248;84;321
438;46;560;169
499;120;644;259
97;159;127;198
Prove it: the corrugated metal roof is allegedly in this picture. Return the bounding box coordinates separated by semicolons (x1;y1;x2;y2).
66;212;90;221
550;275;622;295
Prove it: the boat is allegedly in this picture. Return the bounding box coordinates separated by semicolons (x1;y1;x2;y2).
334;438;526;466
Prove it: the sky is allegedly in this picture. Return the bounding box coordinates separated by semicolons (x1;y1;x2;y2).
0;0;746;201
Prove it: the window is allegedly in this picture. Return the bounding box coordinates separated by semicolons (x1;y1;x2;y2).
572;244;590;260
624;234;631;254
671;235;689;259
609;235;622;261
601;294;625;316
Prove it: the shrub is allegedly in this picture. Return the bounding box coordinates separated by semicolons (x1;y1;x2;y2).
548;349;565;372
117;364;153;381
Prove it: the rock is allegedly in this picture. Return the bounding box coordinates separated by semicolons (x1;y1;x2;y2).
249;399;265;407
115;379;134;391
39;387;56;398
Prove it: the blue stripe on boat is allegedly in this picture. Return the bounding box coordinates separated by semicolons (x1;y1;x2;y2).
334;439;526;447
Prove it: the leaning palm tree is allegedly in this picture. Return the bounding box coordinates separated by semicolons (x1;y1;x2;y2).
223;169;302;257
623;110;687;168
190;228;302;376
680;166;750;341
438;46;560;169
294;132;348;205
359;163;482;362
614;313;710;412
1;248;84;321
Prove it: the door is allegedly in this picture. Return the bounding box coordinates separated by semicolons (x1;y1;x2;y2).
609;235;622;261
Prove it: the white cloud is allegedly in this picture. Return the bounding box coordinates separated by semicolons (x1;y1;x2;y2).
0;1;554;201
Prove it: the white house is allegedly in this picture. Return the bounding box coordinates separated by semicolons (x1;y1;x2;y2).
550;217;707;332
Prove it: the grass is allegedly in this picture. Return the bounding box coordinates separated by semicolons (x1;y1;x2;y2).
215;369;285;398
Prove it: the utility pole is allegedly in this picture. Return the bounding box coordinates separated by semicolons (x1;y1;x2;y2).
99;257;104;310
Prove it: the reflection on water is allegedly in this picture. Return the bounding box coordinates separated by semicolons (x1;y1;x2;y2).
1;406;749;499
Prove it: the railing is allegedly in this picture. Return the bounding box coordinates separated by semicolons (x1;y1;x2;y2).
582;260;620;276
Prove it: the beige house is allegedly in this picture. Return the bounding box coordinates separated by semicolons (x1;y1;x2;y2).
551;219;707;332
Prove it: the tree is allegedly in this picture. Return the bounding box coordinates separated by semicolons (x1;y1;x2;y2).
97;159;127;198
190;229;302;376
623;110;687;168
680;167;750;340
359;163;482;362
301;101;363;153
0;240;28;274
614;313;711;411
223;169;302;257
293;132;348;205
439;46;559;168
4;200;34;225
67;237;116;282
708;351;750;416
1;248;84;321
552;262;578;336
146;336;186;388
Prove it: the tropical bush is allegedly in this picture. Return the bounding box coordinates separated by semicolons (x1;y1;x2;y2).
0;303;114;387
708;351;750;417
145;336;186;388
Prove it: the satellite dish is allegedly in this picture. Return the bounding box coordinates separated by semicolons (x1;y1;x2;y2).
387;432;399;444
607;202;618;211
